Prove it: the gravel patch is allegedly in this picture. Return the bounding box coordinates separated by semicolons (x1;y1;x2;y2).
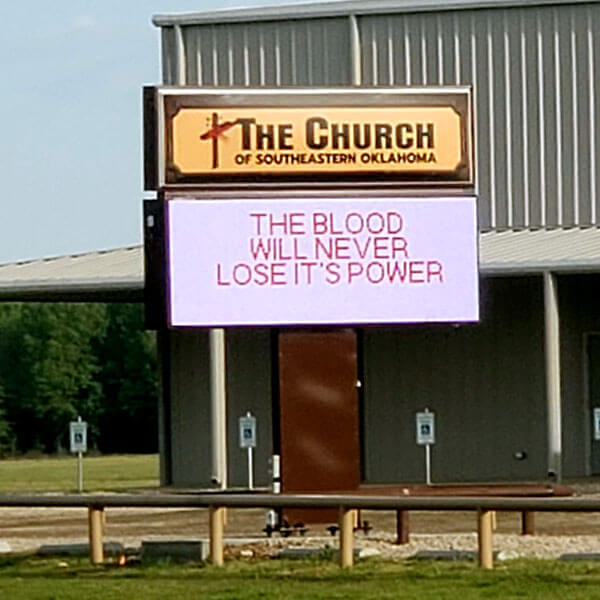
4;531;600;560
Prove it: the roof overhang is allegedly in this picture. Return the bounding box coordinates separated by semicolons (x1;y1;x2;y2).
480;228;600;276
0;247;144;302
0;280;143;302
152;0;596;26
0;228;599;302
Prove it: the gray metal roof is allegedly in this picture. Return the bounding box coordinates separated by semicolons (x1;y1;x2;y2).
0;228;598;301
152;0;595;26
0;246;143;302
480;227;600;275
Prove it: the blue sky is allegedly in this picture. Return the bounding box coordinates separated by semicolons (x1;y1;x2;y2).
0;0;311;263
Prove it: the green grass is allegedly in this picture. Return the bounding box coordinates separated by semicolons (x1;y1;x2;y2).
1;557;600;600
0;454;159;493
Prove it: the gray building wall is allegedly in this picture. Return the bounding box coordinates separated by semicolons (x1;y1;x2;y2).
165;274;597;485
226;328;273;487
168;329;212;486
167;328;273;488
156;2;600;485
362;276;547;482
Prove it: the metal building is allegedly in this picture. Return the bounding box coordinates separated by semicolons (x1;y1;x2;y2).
150;0;600;488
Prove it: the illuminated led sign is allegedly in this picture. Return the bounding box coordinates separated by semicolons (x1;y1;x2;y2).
166;196;479;327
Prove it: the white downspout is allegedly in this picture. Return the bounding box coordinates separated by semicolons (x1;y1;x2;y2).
349;14;362;86
544;271;562;481
210;329;228;488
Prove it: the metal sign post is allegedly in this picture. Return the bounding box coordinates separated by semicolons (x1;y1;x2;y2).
239;412;257;489
69;417;88;493
416;409;435;485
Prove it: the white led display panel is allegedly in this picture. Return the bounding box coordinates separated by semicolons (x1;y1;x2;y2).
166;196;479;327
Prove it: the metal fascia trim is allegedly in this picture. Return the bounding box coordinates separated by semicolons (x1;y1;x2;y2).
152;0;596;27
0;279;143;294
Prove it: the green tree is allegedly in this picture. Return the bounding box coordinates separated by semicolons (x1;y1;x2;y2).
95;304;158;453
0;303;107;453
0;302;158;454
0;382;15;456
29;303;107;451
0;303;35;452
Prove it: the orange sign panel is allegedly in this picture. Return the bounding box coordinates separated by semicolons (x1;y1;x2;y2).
156;88;473;186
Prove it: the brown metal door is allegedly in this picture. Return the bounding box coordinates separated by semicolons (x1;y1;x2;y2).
278;329;360;524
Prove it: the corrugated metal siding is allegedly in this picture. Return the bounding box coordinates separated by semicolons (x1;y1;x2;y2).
163;4;600;229
172;18;352;87
359;3;600;229
161;27;178;85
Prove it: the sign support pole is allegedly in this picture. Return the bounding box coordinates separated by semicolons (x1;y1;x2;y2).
425;443;432;486
247;446;254;490
77;451;83;493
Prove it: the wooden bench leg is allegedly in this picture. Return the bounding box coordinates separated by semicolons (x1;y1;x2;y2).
339;506;355;568
88;506;104;565
477;508;494;569
395;510;410;544
209;506;225;566
521;510;535;535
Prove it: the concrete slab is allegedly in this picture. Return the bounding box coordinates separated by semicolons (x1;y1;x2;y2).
141;540;208;563
37;542;124;557
411;550;477;561
279;546;335;560
278;546;380;560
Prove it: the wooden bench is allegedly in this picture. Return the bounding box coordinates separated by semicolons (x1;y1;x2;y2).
354;483;574;543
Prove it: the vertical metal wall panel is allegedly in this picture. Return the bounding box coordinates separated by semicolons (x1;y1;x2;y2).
540;8;559;226
505;11;523;226
179;18;352;87
161;27;177;85
573;8;591;225
559;11;575;226
358;3;600;229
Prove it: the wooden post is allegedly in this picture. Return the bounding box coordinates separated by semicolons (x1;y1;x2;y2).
88;505;104;565
339;506;355;568
209;505;225;566
477;508;494;569
521;510;535;535
395;510;410;544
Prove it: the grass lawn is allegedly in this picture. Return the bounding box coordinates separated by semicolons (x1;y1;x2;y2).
0;454;159;493
0;557;599;599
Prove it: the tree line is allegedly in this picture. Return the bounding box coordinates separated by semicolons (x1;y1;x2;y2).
0;303;158;456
